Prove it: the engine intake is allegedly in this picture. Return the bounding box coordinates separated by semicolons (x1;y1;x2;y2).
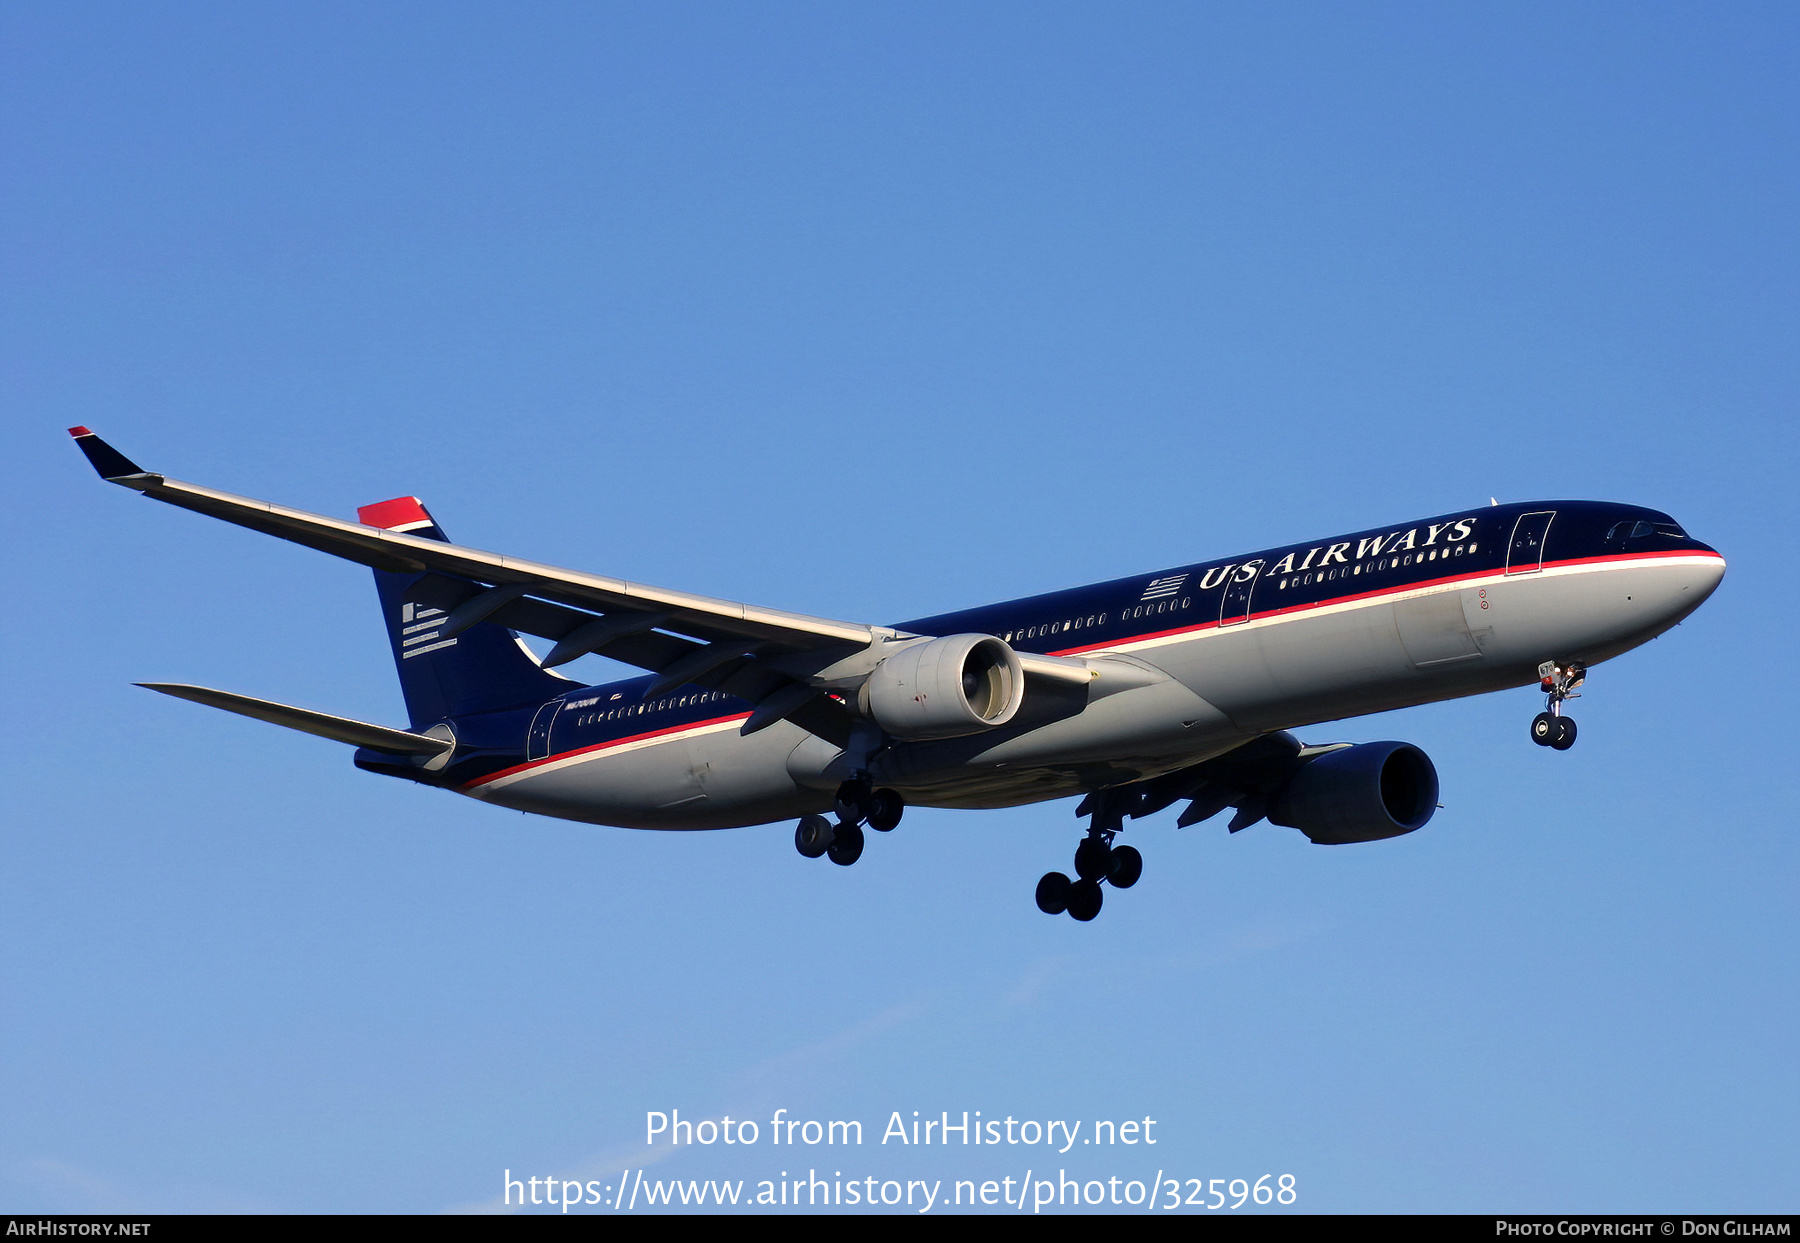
864;634;1024;740
1268;741;1439;845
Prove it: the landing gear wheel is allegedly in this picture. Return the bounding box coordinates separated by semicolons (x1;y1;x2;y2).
1107;845;1143;889
1074;837;1113;882
827;822;865;865
1066;878;1104;922
1035;871;1072;915
794;814;834;859
866;788;904;832
1535;661;1588;749
834;783;867;826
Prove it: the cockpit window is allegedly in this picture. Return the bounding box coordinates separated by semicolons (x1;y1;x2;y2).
1607;519;1687;543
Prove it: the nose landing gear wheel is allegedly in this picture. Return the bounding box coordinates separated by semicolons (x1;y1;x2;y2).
1532;660;1586;751
1531;712;1557;746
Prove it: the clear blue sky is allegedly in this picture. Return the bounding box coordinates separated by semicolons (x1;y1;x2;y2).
3;1;1795;1214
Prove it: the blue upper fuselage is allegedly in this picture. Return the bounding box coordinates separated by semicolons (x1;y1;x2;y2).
901;499;1714;655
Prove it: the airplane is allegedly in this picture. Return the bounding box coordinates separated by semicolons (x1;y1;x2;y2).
71;428;1727;921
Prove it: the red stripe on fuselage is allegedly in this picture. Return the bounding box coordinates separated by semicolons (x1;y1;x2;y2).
1047;548;1723;657
461;712;753;791
460;549;1721;790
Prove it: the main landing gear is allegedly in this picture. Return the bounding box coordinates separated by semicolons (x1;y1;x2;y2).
794;780;904;868
1035;791;1144;922
1530;659;1586;751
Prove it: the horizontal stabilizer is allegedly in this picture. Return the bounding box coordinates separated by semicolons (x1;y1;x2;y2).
136;683;453;756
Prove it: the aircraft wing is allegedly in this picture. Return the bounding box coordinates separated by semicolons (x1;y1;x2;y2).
71;428;878;651
73;429;1100;733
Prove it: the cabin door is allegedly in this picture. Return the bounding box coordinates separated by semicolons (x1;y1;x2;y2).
1219;560;1265;626
1505;511;1556;575
526;700;562;761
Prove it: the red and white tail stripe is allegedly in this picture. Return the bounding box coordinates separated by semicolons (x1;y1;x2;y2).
357;496;437;533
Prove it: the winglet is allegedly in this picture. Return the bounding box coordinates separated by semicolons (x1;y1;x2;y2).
68;427;159;485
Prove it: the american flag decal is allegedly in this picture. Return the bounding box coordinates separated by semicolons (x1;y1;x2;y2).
1140;574;1188;601
400;601;459;659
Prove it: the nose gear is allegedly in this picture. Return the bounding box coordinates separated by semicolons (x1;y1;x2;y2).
1530;660;1585;750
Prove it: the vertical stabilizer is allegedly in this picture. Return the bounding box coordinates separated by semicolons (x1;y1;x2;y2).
359;497;572;726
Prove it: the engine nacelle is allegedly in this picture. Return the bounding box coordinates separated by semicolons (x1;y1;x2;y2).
1268;741;1439;845
863;634;1024;740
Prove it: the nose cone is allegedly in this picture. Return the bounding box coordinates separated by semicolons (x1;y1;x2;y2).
1690;550;1727;602
1650;546;1727;632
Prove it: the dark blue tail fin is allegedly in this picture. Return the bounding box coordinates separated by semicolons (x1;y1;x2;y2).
359;497;573;727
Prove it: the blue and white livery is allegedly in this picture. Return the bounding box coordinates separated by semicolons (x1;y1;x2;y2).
72;429;1726;921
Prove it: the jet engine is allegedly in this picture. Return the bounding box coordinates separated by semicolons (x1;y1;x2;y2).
1267;741;1439;845
863;634;1025;740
